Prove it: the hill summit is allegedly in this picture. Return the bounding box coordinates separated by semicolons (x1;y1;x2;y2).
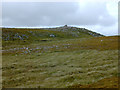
42;25;104;37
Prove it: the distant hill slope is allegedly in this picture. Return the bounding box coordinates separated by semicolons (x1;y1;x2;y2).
2;25;104;42
42;25;104;37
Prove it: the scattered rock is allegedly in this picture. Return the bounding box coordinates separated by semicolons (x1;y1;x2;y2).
50;34;55;37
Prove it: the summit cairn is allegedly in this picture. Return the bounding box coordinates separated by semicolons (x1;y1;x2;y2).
64;25;68;27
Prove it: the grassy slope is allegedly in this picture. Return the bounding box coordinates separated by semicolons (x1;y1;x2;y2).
2;27;104;48
2;28;119;88
2;28;93;46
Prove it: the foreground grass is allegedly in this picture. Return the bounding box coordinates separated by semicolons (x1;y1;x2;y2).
2;50;118;88
69;76;118;88
2;36;118;88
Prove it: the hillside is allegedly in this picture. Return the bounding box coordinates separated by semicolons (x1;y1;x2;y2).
2;26;118;88
2;25;103;42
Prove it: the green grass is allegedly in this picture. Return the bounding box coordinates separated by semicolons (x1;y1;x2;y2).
2;28;94;47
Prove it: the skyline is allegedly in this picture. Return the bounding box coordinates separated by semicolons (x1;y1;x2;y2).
2;0;118;36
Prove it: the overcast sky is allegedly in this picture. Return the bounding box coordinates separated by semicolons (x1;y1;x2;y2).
2;0;118;36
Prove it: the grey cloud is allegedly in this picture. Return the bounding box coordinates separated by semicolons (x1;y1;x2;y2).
2;2;116;27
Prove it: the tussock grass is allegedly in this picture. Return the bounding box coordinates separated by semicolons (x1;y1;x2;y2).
2;49;118;88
